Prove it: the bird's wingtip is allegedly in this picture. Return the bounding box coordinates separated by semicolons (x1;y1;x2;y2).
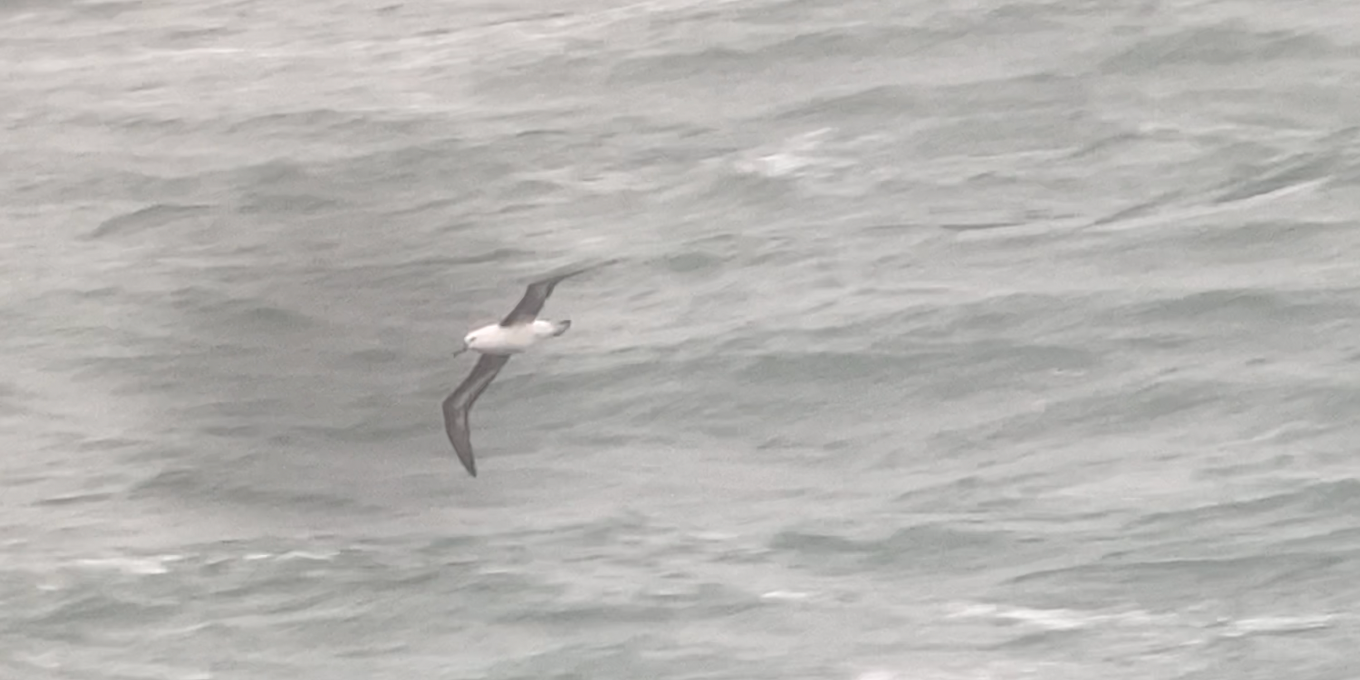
542;258;619;282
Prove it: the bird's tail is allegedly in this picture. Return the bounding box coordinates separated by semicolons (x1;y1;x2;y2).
551;320;571;336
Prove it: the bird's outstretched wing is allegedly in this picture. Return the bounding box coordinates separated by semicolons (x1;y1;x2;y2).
442;353;511;477
499;263;608;326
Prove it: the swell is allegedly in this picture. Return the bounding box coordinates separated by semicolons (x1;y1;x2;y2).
1099;22;1340;74
606;23;949;86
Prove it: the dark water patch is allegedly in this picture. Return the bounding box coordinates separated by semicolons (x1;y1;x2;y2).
223;159;315;187
991;627;1091;651
975;3;1075;33
927;73;1089;113
312;247;537;285
767;74;1103;153
1270;527;1360;556
527;512;656;549
660;249;726;274
1282;478;1360;515
70;1;143;19
19;591;179;641
0;0;71;15
472;53;607;98
184;167;343;220
690;166;800;210
331;137;490;179
906;292;1080;338
200;423;266;439
309;415;423;445
347;347;402;364
949;376;1244;447
937;220;1026;232
162;24;237;44
729;0;851;24
608;47;765;86
1123;480;1360;547
769;524;1034;575
19;166;212;207
236;191;343;215
1212;152;1340;204
213;159;350;215
772;85;928;125
756;25;949;63
1121;288;1359;329
1090;189;1188;226
79;110;200;138
221;301;322;336
501;178;563;201
914;109;1109;158
167;285;322;335
383;196;469;218
1004;551;1348;609
1066;130;1151;161
1099;22;1338;74
487;641;727;680
173;394;291;423
128;466;377;515
921;341;1099;397
32;491;118;507
506;584;759;627
732;350;928;389
509;127;574;143
87;203;214;239
313;137;518;207
224;108;443;142
1180;220;1354;254
0;380;28;416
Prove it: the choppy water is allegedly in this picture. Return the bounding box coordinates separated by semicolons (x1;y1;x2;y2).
4;0;1360;678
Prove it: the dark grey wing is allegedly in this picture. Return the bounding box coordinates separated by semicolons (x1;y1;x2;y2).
499;263;606;326
441;353;511;477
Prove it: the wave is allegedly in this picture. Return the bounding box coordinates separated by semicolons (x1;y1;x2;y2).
1100;22;1338;74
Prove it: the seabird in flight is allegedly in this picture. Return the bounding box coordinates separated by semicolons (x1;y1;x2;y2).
441;263;606;477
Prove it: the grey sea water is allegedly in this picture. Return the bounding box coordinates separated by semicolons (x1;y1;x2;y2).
4;0;1360;677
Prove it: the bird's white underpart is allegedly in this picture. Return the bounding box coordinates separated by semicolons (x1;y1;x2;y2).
459;319;571;356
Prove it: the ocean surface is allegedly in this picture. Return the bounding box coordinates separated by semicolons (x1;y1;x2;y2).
4;0;1360;677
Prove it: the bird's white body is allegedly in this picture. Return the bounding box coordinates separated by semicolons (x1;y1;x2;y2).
464;319;568;355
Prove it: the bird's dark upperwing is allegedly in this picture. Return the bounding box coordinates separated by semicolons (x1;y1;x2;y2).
499;263;606;326
442;353;511;477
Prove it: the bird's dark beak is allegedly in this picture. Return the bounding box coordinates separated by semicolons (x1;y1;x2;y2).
452;344;468;357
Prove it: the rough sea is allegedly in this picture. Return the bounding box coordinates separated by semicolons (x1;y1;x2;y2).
4;0;1360;678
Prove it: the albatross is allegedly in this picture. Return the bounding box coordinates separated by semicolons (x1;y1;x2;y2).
441;264;605;477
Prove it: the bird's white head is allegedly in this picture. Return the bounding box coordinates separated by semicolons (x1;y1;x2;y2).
454;328;486;356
